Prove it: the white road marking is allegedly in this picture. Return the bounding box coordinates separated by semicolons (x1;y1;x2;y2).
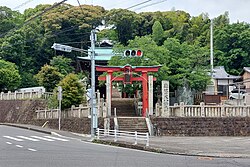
44;136;69;141
28;148;37;152
3;136;23;142
17;136;39;141
6;142;12;145
30;136;54;141
16;145;23;148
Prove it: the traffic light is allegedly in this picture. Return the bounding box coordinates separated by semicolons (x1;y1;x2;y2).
123;50;143;57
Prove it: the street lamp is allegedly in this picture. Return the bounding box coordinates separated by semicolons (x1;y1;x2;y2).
51;31;97;139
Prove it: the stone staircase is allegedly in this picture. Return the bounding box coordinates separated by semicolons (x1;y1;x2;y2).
111;88;121;98
117;117;149;133
111;98;136;117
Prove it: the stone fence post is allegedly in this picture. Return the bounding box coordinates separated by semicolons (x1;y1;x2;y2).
0;92;3;100
179;102;185;117
200;102;205;117
7;91;11;100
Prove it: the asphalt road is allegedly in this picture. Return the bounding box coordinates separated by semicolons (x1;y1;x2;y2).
0;125;249;167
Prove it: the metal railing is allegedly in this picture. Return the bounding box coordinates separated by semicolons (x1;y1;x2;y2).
96;128;149;146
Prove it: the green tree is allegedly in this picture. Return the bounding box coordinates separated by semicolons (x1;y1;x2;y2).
214;22;250;74
35;64;63;92
58;73;85;109
50;55;74;76
0;59;21;91
152;21;164;45
105;9;141;45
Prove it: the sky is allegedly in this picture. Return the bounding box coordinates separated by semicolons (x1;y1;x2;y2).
0;0;249;23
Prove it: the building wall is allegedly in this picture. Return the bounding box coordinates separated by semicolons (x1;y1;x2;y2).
243;72;250;89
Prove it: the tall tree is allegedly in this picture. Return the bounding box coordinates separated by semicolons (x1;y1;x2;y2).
58;73;85;109
105;9;141;45
0;60;21;91
152;21;164;45
35;64;63;92
50;55;74;76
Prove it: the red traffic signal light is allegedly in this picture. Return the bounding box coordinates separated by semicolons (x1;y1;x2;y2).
136;50;143;57
123;50;143;57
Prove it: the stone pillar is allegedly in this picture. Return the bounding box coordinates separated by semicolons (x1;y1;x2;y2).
179;102;185;117
14;91;17;100
148;75;153;116
155;103;160;116
7;91;11;100
161;80;170;117
200;102;205;117
0;92;4;100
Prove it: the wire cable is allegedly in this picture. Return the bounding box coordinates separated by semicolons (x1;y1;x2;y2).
126;0;152;10
0;0;68;38
14;0;34;10
133;0;167;11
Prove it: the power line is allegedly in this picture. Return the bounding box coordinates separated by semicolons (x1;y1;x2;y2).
24;0;68;24
14;0;34;10
126;0;152;10
133;0;167;11
0;0;68;38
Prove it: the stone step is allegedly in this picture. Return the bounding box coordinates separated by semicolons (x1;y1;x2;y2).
111;98;136;116
117;117;148;133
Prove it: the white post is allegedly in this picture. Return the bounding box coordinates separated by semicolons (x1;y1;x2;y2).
0;92;3;100
21;91;24;99
97;128;100;139
45;109;47;119
114;108;117;117
135;131;138;145
29;91;32;99
14;91;17;100
58;86;62;130
114;129;117;142
7;91;11;100
146;133;149;147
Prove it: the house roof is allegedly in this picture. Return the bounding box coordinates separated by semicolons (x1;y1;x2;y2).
240;67;250;75
212;66;240;79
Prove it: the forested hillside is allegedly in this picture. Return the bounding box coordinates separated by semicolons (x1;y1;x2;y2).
0;3;249;93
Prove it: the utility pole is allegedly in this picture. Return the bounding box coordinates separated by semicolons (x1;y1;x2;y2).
210;19;214;76
90;29;97;139
58;86;62;130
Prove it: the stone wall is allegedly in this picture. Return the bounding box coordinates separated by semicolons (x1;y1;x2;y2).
0;100;47;123
28;118;114;134
0;99;114;134
152;117;250;136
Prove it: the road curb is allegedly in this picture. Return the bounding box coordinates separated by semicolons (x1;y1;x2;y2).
93;139;249;159
1;123;52;135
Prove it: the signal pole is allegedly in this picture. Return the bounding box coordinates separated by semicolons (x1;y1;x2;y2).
90;29;97;139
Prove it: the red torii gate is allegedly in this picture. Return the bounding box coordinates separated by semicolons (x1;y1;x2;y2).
96;64;161;117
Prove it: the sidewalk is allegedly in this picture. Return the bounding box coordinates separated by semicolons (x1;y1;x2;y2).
1;123;250;158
